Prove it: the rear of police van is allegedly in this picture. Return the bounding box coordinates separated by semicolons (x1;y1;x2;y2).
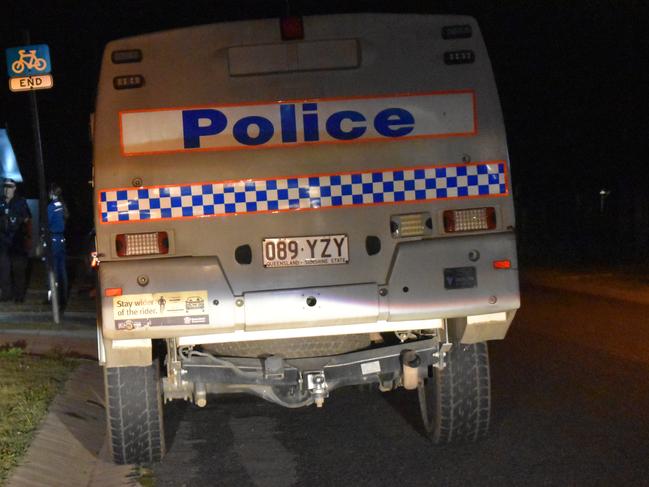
93;14;519;464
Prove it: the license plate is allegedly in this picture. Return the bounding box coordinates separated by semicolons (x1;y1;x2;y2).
262;234;349;268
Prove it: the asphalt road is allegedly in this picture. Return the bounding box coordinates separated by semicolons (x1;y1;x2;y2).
153;285;649;486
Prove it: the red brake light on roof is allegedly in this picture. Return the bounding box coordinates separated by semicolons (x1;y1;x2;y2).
116;232;169;257
280;16;304;40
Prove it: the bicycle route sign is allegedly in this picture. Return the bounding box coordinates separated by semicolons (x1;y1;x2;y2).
5;44;53;92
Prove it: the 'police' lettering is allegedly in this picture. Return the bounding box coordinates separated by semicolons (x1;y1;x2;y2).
122;92;476;155
302;103;320;142
233;116;274;146
326;110;367;140
374;108;415;137
183;109;227;148
280;104;297;143
181;104;415;148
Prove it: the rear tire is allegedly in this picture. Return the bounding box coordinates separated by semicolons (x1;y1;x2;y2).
104;361;165;464
417;342;491;443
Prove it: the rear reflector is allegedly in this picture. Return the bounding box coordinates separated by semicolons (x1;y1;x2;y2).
443;207;496;233
105;288;123;297
116;232;169;257
493;259;512;269
280;16;304;40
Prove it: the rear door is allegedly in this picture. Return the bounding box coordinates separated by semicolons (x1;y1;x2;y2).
94;14;513;296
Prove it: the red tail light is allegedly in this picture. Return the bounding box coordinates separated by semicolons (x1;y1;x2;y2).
116;232;169;257
443;207;496;233
493;259;512;269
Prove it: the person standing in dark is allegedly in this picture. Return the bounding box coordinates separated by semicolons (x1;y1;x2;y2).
0;178;32;302
48;183;68;308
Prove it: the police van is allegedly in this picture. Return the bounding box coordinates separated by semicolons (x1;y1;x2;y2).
93;14;519;464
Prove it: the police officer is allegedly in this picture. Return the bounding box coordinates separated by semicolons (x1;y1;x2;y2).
0;178;32;302
48;183;68;307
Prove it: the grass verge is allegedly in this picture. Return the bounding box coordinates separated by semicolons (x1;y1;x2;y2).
0;346;78;484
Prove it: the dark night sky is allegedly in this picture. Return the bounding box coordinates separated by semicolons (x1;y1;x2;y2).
1;0;647;260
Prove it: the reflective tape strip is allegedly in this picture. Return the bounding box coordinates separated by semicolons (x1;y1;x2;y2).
99;161;508;224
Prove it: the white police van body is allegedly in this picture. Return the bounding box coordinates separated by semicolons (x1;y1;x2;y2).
93;14;519;464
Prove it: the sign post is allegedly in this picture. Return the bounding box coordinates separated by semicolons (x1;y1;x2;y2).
5;39;60;324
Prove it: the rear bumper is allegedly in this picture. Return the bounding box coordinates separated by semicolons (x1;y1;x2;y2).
99;232;519;342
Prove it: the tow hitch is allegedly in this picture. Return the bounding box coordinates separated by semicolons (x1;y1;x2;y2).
307;372;329;407
165;339;439;408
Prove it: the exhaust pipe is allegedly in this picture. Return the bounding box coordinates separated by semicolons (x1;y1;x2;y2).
194;382;207;407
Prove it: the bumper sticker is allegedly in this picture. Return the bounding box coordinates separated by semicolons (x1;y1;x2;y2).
113;290;209;330
99;161;508;224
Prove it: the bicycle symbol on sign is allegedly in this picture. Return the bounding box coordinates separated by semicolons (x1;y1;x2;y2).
11;49;48;74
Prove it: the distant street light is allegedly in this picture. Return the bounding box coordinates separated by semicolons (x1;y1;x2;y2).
599;188;611;213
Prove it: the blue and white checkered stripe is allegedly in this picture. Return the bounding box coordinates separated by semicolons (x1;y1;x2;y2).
100;162;507;224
